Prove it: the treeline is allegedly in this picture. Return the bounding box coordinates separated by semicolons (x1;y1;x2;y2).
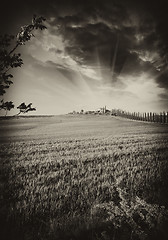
112;109;168;124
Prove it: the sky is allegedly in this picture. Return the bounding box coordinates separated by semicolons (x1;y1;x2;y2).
0;0;168;115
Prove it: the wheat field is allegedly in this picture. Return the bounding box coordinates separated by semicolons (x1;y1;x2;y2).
0;115;168;240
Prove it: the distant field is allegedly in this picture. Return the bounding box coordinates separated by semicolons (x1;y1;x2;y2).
0;115;168;240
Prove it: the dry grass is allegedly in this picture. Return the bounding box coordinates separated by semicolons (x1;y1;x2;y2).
0;115;168;240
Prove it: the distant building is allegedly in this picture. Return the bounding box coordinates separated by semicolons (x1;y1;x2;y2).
96;106;105;114
70;106;112;115
96;106;111;114
105;109;111;114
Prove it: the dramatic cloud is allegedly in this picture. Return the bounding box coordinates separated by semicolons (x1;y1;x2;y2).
1;0;168;114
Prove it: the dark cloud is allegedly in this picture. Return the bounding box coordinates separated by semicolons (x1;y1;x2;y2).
159;93;168;100
1;0;168;91
158;92;168;111
156;70;168;89
51;3;137;82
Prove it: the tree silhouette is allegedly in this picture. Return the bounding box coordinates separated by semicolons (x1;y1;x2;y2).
0;15;47;116
0;100;14;116
16;102;36;115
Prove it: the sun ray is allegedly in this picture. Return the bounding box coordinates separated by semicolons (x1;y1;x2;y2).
110;35;119;81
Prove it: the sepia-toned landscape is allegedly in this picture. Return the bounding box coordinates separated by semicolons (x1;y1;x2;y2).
1;0;168;239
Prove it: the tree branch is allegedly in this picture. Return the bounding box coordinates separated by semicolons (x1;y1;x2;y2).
8;42;20;55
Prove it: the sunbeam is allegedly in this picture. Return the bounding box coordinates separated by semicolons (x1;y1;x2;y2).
110;35;119;81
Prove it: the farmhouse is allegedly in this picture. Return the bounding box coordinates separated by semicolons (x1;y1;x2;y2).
95;106;111;114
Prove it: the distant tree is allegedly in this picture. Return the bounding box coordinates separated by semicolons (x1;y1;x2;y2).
0;99;14;116
16;102;36;115
0;15;47;116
